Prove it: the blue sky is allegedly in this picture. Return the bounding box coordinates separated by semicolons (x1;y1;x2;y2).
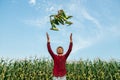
0;0;120;61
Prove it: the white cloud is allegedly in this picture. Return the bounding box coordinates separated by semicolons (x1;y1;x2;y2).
71;33;101;54
45;4;63;13
68;4;102;53
72;39;91;53
81;8;102;31
46;6;55;12
24;16;49;28
29;0;36;5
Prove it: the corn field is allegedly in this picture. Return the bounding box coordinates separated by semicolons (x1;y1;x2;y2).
0;57;120;80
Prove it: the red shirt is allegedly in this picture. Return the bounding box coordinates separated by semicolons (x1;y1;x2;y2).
47;42;73;77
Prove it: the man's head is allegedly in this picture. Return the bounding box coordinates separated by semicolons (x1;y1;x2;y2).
56;46;64;54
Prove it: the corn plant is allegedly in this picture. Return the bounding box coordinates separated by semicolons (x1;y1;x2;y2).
0;58;119;80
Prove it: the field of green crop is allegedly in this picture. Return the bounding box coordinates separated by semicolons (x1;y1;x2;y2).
0;57;119;80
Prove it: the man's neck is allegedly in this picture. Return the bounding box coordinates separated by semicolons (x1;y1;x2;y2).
58;54;63;56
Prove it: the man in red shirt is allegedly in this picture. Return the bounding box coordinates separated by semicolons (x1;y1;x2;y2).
46;32;73;80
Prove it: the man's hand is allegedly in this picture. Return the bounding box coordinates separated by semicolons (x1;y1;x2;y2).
70;33;72;42
46;32;50;42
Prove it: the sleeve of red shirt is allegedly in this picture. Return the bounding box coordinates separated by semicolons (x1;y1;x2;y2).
64;42;73;59
47;42;55;59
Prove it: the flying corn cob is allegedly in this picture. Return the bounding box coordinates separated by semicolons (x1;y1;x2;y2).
49;9;73;31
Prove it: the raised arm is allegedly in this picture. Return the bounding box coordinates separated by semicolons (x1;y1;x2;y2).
65;33;73;58
46;32;55;59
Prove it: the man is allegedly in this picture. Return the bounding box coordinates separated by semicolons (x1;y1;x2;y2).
46;32;73;80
